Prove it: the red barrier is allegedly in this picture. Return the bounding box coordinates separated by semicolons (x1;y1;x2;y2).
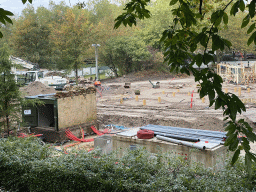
190;90;194;108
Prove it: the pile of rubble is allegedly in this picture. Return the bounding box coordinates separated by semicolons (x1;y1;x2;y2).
20;81;56;97
55;87;96;98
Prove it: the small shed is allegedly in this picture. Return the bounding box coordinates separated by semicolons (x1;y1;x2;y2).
22;87;97;142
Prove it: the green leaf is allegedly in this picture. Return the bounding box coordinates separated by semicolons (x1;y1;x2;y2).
247;23;255;34
223;39;232;49
170;0;178;6
211;11;218;24
229;100;237;121
249;0;255;18
231;149;240;165
199;33;208;48
241;15;250;28
190;44;197;52
247;152;256;162
215;97;222;110
239;0;245;12
242;137;250;152
203;53;214;65
230;138;239;151
212;35;220;51
230;1;240;16
196;54;203;67
0;32;3;38
208;89;215;102
247;31;256;46
225;123;236;134
223;12;228;25
232;94;245;113
245;153;252;175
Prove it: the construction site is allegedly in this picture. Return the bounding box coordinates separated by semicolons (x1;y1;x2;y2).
17;62;256;169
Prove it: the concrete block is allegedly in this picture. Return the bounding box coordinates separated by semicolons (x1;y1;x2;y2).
112;135;230;170
94;135;113;154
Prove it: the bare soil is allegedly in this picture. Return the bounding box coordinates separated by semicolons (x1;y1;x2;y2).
20;81;56;97
97;71;256;154
97;72;256;132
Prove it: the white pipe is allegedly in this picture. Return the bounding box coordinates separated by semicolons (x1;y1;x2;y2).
156;135;206;150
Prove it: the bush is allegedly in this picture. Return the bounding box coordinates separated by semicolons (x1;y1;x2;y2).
0;137;255;191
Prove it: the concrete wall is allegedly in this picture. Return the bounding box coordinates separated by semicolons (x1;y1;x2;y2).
112;135;230;169
57;93;97;129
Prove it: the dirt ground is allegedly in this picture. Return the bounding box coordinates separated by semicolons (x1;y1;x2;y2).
96;73;256;154
97;74;256;131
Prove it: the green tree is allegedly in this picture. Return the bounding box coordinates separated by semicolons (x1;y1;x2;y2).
220;11;255;53
101;36;151;76
51;7;94;83
11;5;55;69
0;44;23;136
115;0;256;173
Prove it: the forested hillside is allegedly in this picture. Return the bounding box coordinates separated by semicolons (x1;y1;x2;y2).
0;0;254;76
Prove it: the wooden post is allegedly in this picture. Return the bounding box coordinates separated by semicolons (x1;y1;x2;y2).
172;92;176;97
158;97;161;103
202;97;205;103
162;91;165;94
188;92;191;96
247;88;251;93
177;89;180;92
225;88;228;93
135;95;139;101
234;87;237;92
238;87;241;96
143;99;146;106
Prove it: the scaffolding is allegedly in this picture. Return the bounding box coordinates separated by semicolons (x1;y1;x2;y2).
217;62;256;84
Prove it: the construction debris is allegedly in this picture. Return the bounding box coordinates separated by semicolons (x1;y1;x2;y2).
217;62;256;84
20;81;56;97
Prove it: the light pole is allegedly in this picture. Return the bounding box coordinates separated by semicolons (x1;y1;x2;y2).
92;44;100;80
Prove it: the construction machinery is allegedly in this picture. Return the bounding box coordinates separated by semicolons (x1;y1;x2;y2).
23;71;68;90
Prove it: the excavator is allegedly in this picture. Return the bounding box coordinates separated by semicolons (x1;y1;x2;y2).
23;71;68;90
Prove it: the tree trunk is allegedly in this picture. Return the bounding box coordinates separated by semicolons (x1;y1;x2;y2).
75;63;78;85
6;115;9;137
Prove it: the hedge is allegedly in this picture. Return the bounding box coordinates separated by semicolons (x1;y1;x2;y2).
0;137;255;192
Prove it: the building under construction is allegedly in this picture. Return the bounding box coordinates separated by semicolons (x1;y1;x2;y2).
217;62;256;84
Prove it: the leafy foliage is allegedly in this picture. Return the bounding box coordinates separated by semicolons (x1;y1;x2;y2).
101;36;151;76
115;0;256;173
0;137;255;192
0;44;24;136
0;137;256;192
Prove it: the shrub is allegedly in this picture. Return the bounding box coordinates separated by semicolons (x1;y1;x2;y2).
0;137;255;191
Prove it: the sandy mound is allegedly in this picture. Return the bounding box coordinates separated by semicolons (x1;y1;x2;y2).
20;81;56;97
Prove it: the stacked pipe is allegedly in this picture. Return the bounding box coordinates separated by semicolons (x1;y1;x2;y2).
140;124;226;144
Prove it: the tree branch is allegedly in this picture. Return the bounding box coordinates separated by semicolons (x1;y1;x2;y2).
199;0;203;15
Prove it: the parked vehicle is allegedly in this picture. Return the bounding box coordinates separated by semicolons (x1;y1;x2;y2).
21;71;68;90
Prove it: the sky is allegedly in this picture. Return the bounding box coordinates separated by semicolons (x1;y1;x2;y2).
0;0;82;16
